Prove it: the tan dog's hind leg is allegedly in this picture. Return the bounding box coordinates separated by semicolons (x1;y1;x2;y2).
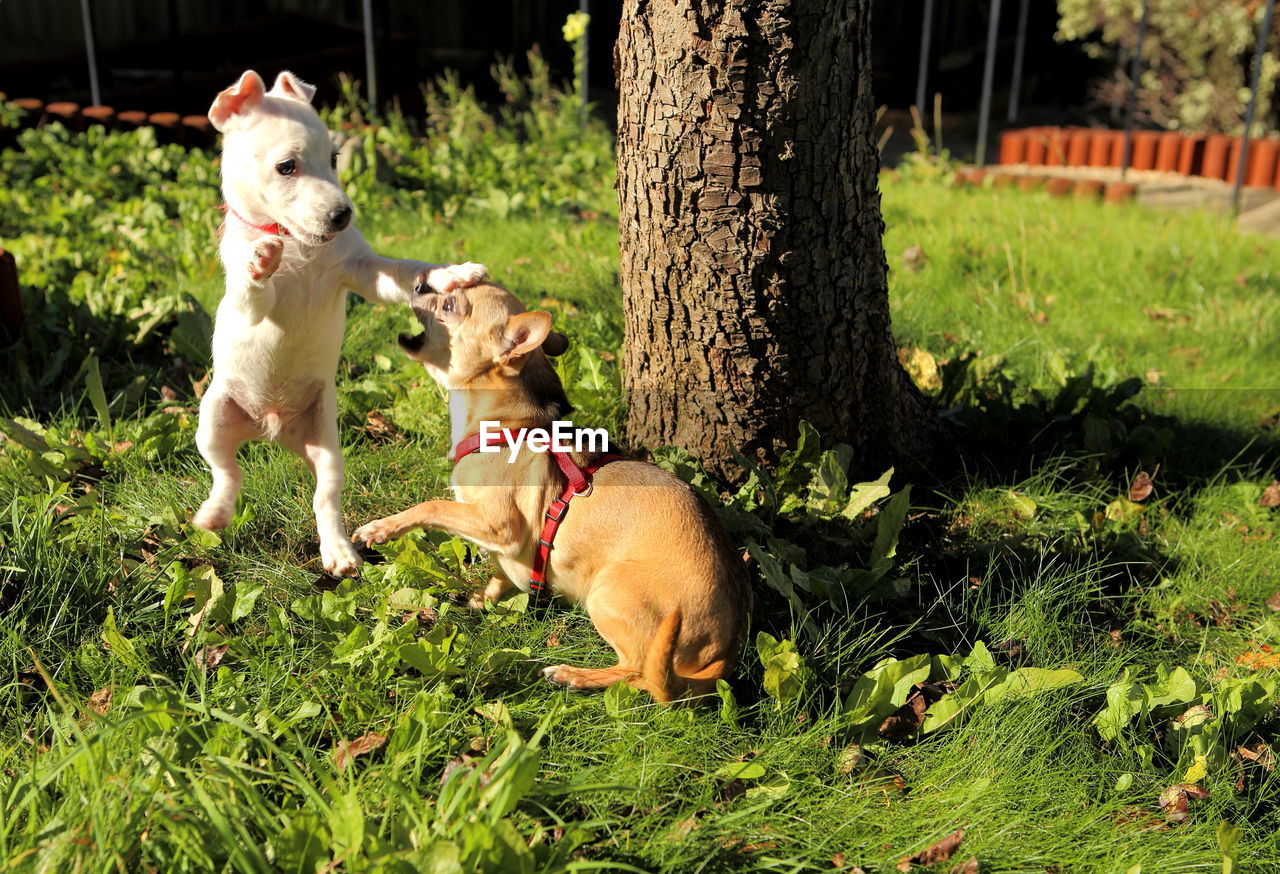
541;664;639;690
193;389;256;530
542;589;683;702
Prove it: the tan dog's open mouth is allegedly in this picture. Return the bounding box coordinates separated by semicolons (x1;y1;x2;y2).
398;331;427;353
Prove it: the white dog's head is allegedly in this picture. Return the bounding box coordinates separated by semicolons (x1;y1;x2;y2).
209;70;353;246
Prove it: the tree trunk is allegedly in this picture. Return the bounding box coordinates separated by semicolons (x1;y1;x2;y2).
616;0;940;479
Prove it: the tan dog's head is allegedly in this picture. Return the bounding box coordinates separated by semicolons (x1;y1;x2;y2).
399;282;569;394
209;70;353;246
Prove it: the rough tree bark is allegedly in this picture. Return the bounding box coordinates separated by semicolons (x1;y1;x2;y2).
616;0;940;479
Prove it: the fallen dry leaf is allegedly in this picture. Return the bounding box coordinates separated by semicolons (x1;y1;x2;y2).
1237;742;1275;771
1236;645;1280;670
901;245;928;273
667;818;698;842
333;731;387;772
363;410;400;443
1113;806;1168;830
953;857;979;874
192;372;210;399
1129;471;1154;502
878;681;954;740
993;638;1027;665
193;643;228;670
1267;592;1280;612
898;829;965;871
88;686;112;715
1261;480;1280;508
160;385;180;402
1157;783;1209;824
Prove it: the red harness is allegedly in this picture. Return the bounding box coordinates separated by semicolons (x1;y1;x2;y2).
450;429;622;598
218;203;290;237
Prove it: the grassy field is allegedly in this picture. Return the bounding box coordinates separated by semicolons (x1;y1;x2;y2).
3;89;1280;873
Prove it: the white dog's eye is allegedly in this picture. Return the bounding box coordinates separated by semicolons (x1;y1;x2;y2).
441;296;456;314
275;159;297;176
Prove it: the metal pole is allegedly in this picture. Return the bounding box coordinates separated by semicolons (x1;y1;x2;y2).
1119;0;1151;179
916;0;935;114
1233;0;1277;216
79;0;101;107
1007;0;1029;122
579;0;590;127
361;0;378;108
975;0;1002;168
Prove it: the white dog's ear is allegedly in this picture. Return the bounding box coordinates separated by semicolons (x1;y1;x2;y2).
209;70;266;132
270;71;317;104
500;311;553;364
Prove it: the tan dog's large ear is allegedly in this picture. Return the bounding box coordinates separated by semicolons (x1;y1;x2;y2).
500;311;553;365
270;71;317;104
541;331;570;357
209;71;266;132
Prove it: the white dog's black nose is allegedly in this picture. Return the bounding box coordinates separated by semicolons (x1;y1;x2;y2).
327;204;353;233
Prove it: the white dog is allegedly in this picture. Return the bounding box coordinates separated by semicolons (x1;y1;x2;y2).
193;70;485;576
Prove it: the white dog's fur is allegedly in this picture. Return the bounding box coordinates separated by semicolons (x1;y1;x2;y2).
193;70;485;576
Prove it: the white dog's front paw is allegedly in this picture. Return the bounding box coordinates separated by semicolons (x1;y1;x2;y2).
321;537;363;577
248;236;284;282
419;262;487;294
192;500;234;531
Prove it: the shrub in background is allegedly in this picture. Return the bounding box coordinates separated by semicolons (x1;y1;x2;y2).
1057;0;1279;133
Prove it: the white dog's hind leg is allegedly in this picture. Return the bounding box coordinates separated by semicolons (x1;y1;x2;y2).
284;389;362;577
193;390;255;530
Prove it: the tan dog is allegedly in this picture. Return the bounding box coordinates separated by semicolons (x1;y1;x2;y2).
351;283;749;702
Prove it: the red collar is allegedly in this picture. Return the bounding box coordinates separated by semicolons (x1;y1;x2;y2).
218;203;290;237
451;428;622;598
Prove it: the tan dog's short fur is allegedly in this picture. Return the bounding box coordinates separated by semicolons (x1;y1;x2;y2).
351;283;750;702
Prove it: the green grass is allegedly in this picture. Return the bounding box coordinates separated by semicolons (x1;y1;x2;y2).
4;134;1280;873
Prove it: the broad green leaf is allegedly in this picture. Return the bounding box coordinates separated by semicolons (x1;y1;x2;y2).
230;580;263;622
962;641;996;674
868;486;912;581
717;679;739;725
983;667;1084;704
101;607;144;671
715;761;766;781
1219;821;1242;874
1006;490;1036;520
842;468;894;519
744;772;791;800
328;791;365;853
604;681;641;718
1094;677;1147;742
271;812;330;874
84;353;111;433
1182;754;1208;785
